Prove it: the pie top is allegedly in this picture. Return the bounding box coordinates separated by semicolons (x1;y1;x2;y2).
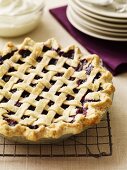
0;38;115;142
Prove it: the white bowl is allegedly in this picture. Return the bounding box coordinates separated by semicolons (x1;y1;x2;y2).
0;0;44;37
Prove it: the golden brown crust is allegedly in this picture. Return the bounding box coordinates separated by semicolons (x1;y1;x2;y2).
0;37;115;142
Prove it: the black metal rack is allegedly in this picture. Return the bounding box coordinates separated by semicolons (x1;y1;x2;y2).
0;112;112;158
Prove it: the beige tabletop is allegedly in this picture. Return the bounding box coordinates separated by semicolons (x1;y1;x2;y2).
0;0;127;170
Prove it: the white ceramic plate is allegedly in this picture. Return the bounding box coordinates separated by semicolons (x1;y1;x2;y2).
77;0;127;18
66;7;127;41
69;0;127;23
71;6;127;33
69;6;127;36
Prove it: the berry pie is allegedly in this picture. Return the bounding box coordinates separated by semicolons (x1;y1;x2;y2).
0;38;115;142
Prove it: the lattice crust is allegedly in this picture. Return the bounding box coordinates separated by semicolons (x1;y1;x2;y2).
0;38;115;142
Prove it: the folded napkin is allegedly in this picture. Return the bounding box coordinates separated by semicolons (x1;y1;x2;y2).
49;6;127;75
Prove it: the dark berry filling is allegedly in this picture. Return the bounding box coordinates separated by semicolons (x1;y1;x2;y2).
63;63;70;69
30;66;35;69
54;114;60;119
50;80;56;85
53;47;61;53
0;86;3;89
77;79;86;86
21;91;30;98
17;60;24;64
61;104;68;109
19;49;31;58
48;101;54;106
42;46;51;52
61;83;66;88
55;72;64;77
0;56;3;65
36;56;42;62
81;89;93;104
82;59;87;65
25;72;29;75
43;87;49;92
8;67;16;72
98;86;103;91
36;96;43;101
80;90;100;104
85;64;93;75
66;95;74;100
7;111;15;115
3;116;18;126
85;99;100;102
92;72;101;83
2;50;17;61
21;115;29;120
28;125;38;129
76;107;87;116
55;92;61;96
17;79;23;83
30;83;36;87
49;58;58;65
85;89;93;96
69;77;75;81
28;105;35;111
34;75;41;80
2;75;11;82
42;68;48;73
15;101;22;107
73;88;79;93
1;97;9;103
10;89;17;93
59;50;74;59
58;51;64;56
76;59;87;71
76;63;82;71
41;110;48;115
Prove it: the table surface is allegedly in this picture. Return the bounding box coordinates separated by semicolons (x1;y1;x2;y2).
0;0;127;170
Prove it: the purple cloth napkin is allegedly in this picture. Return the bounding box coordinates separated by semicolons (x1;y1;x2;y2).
49;6;127;75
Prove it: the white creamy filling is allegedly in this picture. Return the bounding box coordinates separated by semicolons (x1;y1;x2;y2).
0;0;41;16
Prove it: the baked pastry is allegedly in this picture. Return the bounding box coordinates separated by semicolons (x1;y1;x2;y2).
0;38;115;143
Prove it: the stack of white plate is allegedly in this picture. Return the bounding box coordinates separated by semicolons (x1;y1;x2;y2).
67;0;127;41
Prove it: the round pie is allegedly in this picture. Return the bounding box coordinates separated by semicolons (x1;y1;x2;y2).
0;38;115;143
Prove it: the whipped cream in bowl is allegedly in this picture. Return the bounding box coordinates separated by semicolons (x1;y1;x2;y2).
0;0;44;37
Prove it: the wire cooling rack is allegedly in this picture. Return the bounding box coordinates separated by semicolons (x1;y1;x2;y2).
0;112;112;158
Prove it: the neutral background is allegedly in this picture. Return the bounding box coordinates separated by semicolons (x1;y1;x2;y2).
0;0;127;169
